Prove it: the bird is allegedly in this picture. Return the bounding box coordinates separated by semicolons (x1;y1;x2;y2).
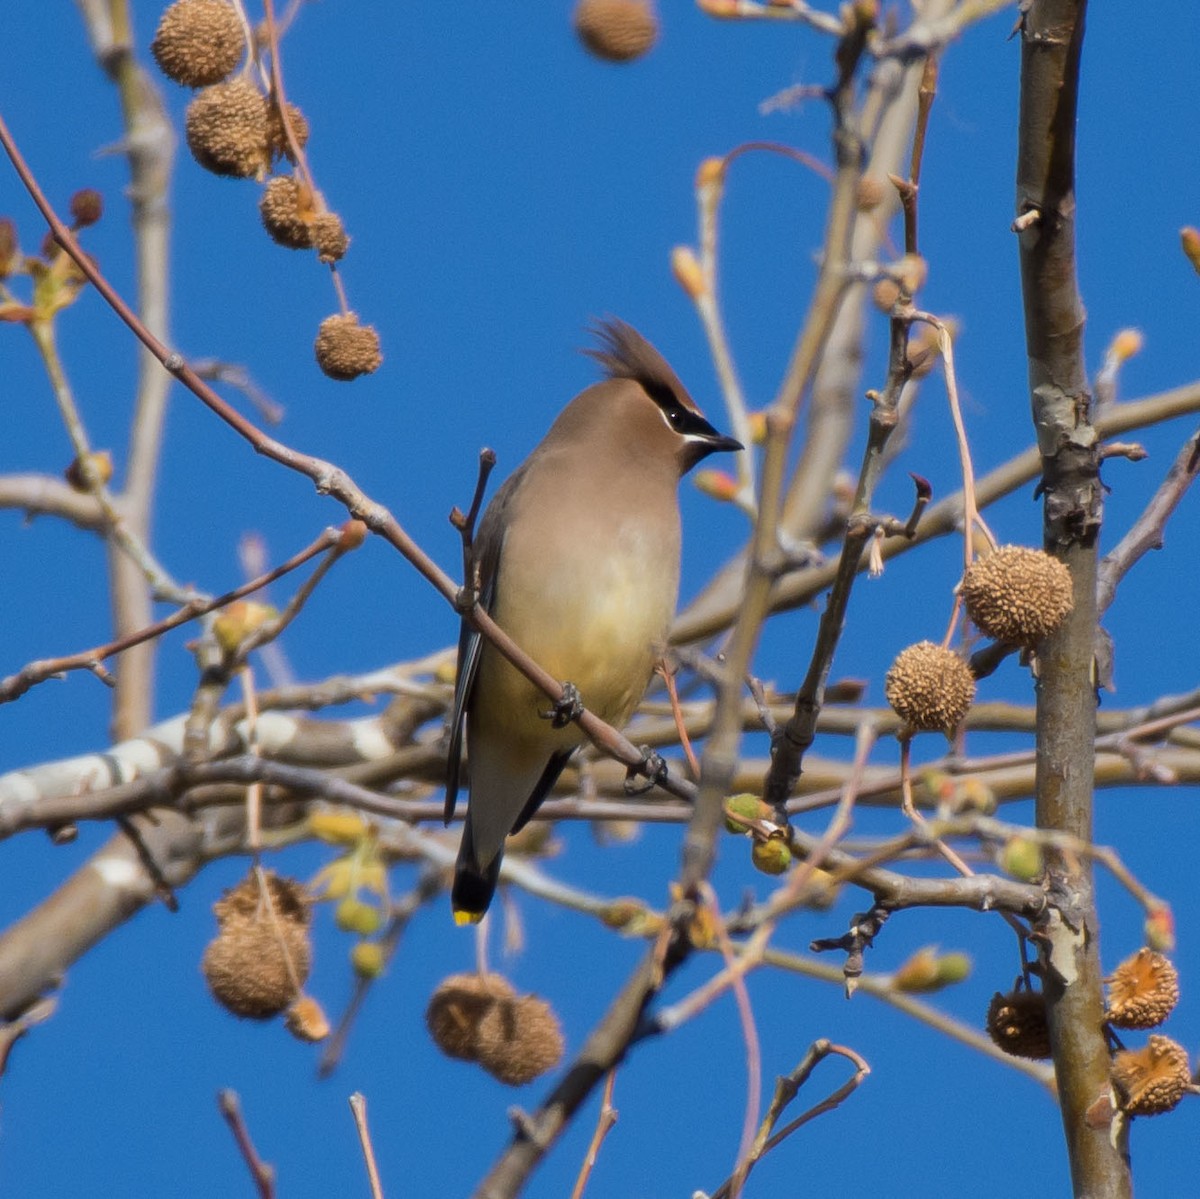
444;318;742;924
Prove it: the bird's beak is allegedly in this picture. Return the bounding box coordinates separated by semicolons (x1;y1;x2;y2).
706;432;743;453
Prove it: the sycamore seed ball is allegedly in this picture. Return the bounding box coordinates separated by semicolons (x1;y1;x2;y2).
885;641;975;734
267;100;310;165
152;0;245;88
185;80;270;178
1112;1035;1191;1116
986;989;1051;1060
1106;948;1180;1030
961;546;1073;647
314;313;382;381
311;212;350;263
574;0;659;63
476;994;565;1086
202;871;312;1018
259;176;312;249
426;972;515;1062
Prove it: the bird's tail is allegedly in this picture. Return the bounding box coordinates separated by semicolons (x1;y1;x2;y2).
451;817;503;925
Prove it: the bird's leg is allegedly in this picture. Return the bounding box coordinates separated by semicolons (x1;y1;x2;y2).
542;682;583;728
624;747;669;796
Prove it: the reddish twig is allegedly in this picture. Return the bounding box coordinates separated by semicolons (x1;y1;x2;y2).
217;1089;276;1199
569;1068;619;1199
708;1040;870;1199
0;524;347;705
657;661;700;778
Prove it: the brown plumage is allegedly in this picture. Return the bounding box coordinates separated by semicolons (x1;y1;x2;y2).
445;319;740;921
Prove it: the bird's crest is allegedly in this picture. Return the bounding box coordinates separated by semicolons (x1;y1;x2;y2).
584;318;696;412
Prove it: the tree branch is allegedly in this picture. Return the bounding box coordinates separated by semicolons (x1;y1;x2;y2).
1016;3;1129;1194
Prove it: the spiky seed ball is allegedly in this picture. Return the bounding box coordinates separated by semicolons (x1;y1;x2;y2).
185;80;270;178
574;0;659;63
885;641;975;734
311;213;350;263
314;313;382;381
202;871;312;1018
425;972;515;1062
213;869;310;926
266;101;310;163
152;0;245;88
1112;1035;1191;1116
986;989;1051;1060
1106;949;1180;1030
961;546;1074;648
476;994;565;1086
259;175;312;248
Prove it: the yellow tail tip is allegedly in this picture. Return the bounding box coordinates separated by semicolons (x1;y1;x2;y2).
453;908;485;926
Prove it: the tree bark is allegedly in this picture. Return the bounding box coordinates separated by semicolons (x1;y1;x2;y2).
1016;2;1131;1195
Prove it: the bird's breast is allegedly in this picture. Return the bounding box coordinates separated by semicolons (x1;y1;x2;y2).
480;512;680;739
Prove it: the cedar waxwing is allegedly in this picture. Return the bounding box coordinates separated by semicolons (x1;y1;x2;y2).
444;319;741;923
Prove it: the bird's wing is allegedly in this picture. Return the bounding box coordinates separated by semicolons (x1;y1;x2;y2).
443;467;523;823
510;749;575;834
442;585;488;822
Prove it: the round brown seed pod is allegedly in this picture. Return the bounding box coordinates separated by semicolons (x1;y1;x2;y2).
476;994;565;1086
311;212;350;263
986;988;1051;1060
314;313;382;381
425;972;515;1062
1112;1034;1191;1116
885;641;975;734
574;0;659;63
185;80;270;178
1106;948;1180;1030
203;871;312;1018
961;545;1073;648
152;0;245;88
267;100;310;164
213;869;310;926
259;175;312;249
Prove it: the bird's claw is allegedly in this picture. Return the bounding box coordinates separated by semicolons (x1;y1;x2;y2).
625;748;668;796
543;682;584;728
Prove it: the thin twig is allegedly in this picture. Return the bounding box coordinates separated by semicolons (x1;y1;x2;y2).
0;525;345;704
349;1092;386;1199
569;1069;619;1199
708;1041;870;1199
217;1089;276;1199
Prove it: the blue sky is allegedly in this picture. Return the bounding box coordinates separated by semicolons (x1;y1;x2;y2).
2;2;1200;1195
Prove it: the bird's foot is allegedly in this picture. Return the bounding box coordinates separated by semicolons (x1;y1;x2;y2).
543;682;583;729
625;747;668;795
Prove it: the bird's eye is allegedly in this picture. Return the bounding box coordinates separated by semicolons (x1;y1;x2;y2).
665;406;685;429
